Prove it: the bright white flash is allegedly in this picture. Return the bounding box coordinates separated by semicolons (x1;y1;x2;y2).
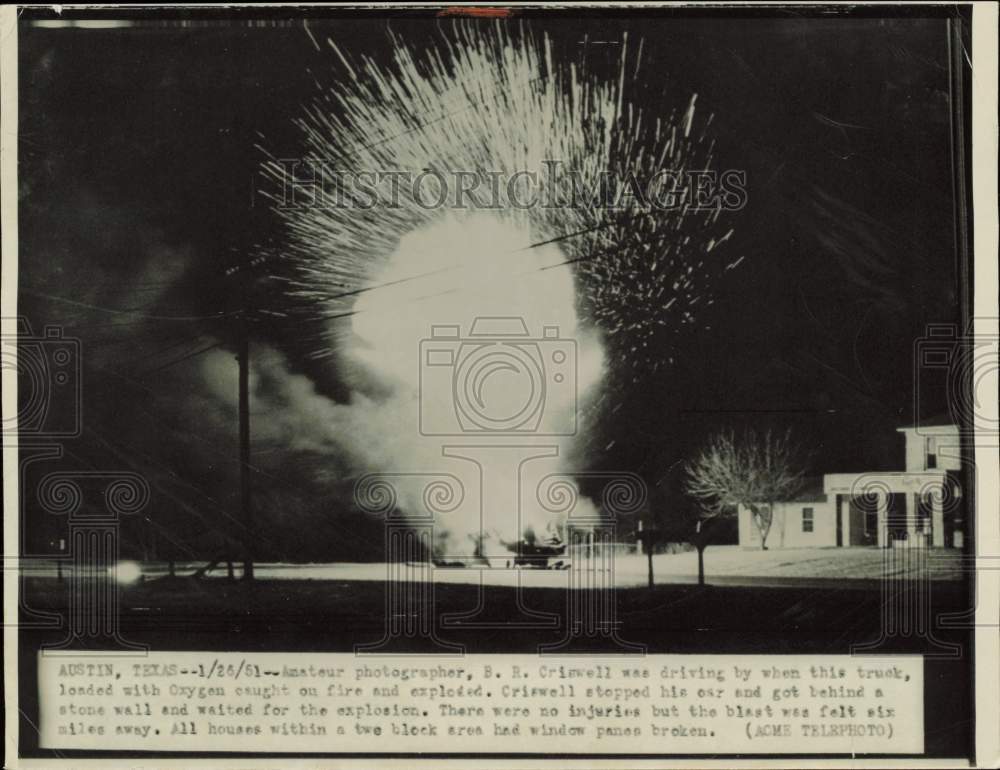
342;214;604;559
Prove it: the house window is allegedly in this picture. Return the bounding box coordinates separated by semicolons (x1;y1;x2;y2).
926;436;937;469
802;507;814;533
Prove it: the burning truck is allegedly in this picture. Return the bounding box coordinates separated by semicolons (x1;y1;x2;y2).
436;522;571;570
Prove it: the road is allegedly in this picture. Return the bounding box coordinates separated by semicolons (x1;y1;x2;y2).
13;546;964;589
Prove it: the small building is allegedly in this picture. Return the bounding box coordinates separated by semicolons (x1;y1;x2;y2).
738;477;836;549
738;418;963;549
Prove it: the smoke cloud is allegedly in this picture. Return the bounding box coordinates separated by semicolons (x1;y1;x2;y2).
329;212;605;560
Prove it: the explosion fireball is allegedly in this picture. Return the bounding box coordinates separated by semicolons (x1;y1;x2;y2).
260;21;740;560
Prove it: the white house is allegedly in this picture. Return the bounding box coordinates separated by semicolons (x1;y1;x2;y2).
738;477;837;549
738;417;963;549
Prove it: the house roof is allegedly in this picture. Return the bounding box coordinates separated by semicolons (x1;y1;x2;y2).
787;476;828;503
897;413;958;430
747;477;828;506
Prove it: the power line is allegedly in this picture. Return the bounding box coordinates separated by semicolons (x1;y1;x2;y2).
310;226;687;322
61;445;202;561
132;333;213;362
85;427;252;553
283;215;635;312
136;340;225;377
21;288;234;321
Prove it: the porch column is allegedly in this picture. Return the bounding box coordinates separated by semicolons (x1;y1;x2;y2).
876;492;888;548
904;492;918;544
932;493;945;547
840;496;851;546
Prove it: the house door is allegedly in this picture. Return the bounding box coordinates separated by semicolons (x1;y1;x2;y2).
849;496;878;546
886;493;908;544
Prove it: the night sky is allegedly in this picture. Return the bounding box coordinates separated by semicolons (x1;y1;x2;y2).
17;8;968;560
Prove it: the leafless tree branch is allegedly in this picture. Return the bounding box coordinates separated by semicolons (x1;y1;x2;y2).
684;428;806;549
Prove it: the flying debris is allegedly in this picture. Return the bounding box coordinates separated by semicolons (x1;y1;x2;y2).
257;21;741;557
260;21;741;374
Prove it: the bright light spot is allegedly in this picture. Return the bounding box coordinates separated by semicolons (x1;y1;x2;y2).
32;19;134;29
112;561;142;584
341;213;606;559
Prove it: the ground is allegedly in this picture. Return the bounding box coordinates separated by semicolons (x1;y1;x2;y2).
18;545;960;586
20;546;966;639
18;548;973;756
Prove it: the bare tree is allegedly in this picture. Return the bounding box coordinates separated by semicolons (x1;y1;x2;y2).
684;429;806;550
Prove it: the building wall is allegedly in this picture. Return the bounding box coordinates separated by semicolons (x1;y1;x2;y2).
738;498;837;548
734;423;962;550
899;426;961;472
825;471;957;548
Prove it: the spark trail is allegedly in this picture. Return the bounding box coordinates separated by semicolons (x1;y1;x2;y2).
261;22;740;375
257;22;740;556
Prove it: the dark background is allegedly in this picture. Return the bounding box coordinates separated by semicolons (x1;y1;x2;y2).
13;5;976;764
18;7;967;560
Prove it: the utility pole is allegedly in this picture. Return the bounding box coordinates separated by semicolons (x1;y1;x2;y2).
638;519;654;589
225;252;267;581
